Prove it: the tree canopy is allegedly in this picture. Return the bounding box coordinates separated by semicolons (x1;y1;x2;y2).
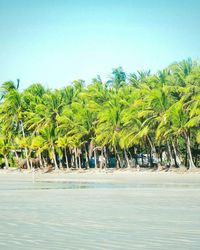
0;58;199;171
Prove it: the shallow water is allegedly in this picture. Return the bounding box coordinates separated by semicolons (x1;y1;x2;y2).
0;175;200;250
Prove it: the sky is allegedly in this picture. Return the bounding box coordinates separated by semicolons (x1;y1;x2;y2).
0;0;200;90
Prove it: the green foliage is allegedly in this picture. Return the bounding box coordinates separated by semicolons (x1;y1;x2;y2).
0;58;200;169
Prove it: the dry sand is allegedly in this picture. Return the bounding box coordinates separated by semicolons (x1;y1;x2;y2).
1;168;200;184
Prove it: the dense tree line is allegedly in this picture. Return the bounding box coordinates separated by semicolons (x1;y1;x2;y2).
0;58;200;170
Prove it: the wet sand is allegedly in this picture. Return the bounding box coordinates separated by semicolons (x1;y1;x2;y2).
0;170;200;249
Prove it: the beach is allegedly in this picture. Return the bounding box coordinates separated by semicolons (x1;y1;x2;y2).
1;168;200;183
0;169;200;249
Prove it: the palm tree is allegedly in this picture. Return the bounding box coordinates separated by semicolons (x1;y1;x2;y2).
162;99;197;169
95;90;125;167
169;58;197;87
0;58;199;171
0;82;31;168
0;80;19;99
24;89;65;169
0;131;12;169
33;126;59;169
108;67;126;90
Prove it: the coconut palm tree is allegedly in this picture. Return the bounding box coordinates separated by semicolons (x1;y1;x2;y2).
0;83;31;168
108;67;126;90
0;130;12;169
0;58;199;170
95;89;125;167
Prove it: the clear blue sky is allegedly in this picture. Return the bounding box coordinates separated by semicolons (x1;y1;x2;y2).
0;0;200;89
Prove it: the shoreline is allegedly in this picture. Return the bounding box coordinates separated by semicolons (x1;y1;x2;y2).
1;168;200;184
1;166;200;174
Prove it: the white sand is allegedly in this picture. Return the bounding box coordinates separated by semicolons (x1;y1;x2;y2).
0;168;200;250
1;168;200;184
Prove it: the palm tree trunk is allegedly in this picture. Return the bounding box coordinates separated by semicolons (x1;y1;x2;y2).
114;146;121;168
85;145;89;169
171;141;183;168
148;146;153;167
104;146;108;169
24;148;30;169
38;153;43;168
184;131;196;169
167;140;175;169
160;149;163;165
21;121;30;169
89;141;93;159
74;147;78;169
4;155;9;169
30;158;33;169
42;156;47;167
78;154;81;169
124;148;131;168
71;154;74;168
128;149;134;167
133;146;139;169
70;148;74;168
99;148;104;169
14;150;19;161
147;136;161;169
94;149;97;169
195;143;198;166
64;147;69;169
52;145;58;170
59;155;63;169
